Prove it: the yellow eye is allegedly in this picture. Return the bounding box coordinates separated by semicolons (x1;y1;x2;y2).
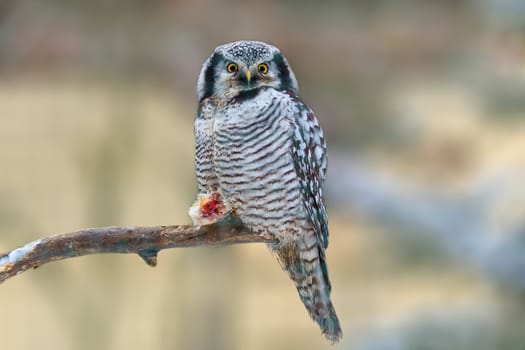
258;63;269;74
226;63;238;73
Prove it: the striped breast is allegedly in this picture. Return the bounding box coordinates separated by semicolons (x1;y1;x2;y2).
213;88;305;234
195;98;219;193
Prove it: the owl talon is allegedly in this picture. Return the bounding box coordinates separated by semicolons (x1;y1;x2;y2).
189;191;231;225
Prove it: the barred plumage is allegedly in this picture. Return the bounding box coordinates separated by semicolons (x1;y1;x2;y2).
191;40;342;343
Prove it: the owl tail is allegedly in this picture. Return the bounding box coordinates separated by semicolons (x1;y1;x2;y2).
272;238;342;343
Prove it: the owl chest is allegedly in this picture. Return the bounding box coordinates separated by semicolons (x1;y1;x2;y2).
213;104;292;178
211;100;303;221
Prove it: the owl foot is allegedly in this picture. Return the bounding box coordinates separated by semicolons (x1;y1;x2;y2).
189;192;231;225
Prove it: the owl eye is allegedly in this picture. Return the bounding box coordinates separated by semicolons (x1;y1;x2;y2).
226;63;238;73
258;63;269;74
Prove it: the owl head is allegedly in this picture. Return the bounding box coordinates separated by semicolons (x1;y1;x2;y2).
197;40;298;101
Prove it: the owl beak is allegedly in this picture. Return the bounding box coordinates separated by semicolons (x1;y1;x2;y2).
245;70;252;83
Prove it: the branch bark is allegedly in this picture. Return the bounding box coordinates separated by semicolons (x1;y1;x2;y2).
0;217;277;285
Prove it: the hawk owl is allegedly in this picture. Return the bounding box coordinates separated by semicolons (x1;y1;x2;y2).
190;40;342;343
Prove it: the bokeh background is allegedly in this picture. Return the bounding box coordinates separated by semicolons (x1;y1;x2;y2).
1;1;525;349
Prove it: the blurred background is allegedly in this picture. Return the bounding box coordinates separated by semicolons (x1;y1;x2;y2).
1;0;524;349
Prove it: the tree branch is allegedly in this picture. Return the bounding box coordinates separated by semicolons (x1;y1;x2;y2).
0;216;277;285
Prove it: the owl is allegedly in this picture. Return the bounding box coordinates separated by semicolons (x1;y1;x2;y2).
190;40;342;343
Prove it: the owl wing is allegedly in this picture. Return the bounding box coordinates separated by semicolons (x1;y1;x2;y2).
289;95;329;249
195;98;219;193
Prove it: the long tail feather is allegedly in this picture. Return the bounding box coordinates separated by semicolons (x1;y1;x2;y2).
272;239;342;343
